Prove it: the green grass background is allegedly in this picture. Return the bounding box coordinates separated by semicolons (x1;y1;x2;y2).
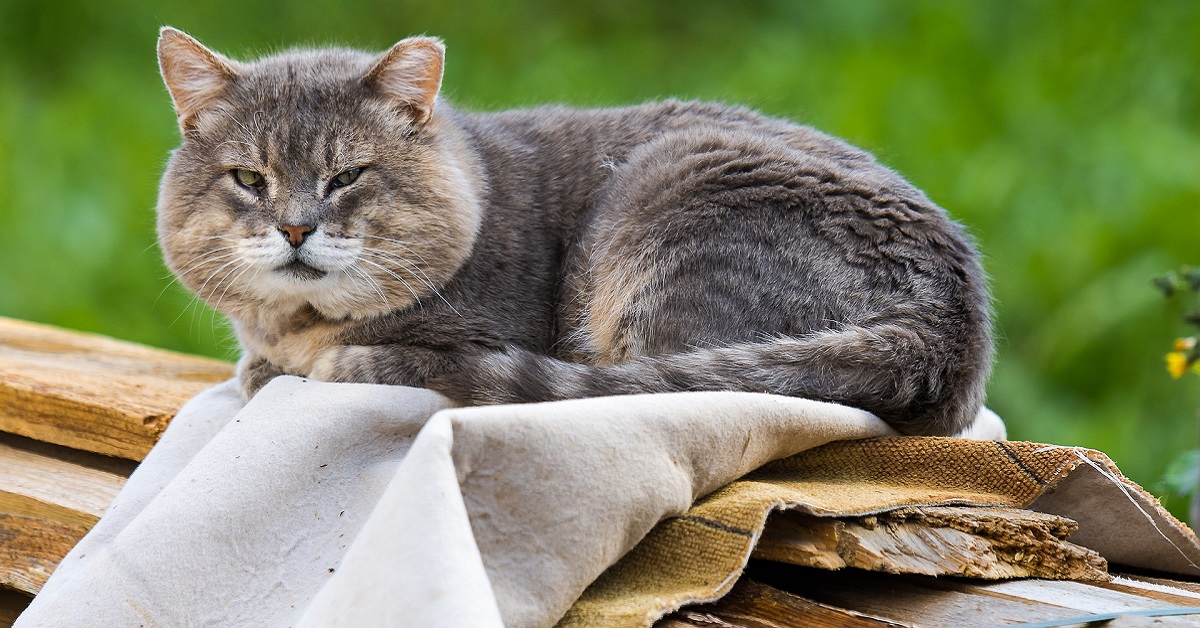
2;1;1198;516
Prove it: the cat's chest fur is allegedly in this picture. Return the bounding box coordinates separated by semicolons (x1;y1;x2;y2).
233;309;349;376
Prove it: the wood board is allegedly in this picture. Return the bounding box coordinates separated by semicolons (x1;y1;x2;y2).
0;317;232;460
0;434;131;594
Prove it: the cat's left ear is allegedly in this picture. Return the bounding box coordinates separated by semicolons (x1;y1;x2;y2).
157;27;239;134
363;37;445;126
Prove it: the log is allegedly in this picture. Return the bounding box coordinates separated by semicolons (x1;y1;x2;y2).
0;317;232;460
0;434;131;594
752;506;1108;581
658;572;1200;628
657;578;906;627
736;562;1198;628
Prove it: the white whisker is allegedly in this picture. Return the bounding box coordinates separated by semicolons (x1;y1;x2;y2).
361;248;464;318
359;258;423;311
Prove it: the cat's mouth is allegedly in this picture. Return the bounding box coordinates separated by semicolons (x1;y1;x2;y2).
275;260;327;280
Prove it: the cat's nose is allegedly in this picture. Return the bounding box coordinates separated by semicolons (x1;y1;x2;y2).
279;224;314;248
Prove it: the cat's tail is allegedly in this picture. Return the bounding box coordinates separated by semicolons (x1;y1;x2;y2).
430;323;991;436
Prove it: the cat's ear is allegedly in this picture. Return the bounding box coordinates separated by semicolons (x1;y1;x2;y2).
363;37;445;126
157;27;238;134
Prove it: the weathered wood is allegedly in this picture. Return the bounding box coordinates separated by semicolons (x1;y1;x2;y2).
753;506;1108;581
0;434;131;527
660;564;1200;628
0;317;232;460
744;562;1198;627
0;512;89;595
1109;573;1200;601
657;578;906;627
0;434;130;594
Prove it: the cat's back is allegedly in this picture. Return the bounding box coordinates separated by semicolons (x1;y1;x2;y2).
464;99;874;167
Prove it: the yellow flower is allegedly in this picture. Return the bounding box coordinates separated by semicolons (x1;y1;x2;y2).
1167;351;1190;379
1175;337;1197;352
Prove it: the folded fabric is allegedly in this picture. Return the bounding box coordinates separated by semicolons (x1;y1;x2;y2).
19;376;911;627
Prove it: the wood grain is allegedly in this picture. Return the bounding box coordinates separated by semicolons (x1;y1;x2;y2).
744;562;1198;627
0;434;129;594
657;578;906;627
0;512;90;595
0;317;232;460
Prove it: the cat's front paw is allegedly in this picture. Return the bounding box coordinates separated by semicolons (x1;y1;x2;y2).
308;345;375;383
237;354;288;401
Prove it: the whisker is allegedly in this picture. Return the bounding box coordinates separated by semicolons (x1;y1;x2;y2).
345;266;389;310
366;236;434;265
360;248;464;318
359;258;423;311
196;257;243;299
361;247;440;288
177;251;238;278
214;261;254;314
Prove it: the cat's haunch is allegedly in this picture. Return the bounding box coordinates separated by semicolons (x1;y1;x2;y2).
156;27;993;436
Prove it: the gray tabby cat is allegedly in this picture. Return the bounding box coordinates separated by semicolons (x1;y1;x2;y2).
156;27;992;436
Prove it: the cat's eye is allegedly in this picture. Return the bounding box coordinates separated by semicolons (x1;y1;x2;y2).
331;167;363;189
233;169;264;189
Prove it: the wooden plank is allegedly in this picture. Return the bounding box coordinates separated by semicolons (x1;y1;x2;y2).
0;433;130;595
976;578;1178;613
753;507;1107;581
0;317;232;460
1114;573;1200;597
656;578;907;627
0;434;130;528
744;561;1200;627
0;512;89;595
0;587;33;628
746;561;1088;627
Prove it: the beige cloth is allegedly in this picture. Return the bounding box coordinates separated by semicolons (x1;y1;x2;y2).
18;376;941;627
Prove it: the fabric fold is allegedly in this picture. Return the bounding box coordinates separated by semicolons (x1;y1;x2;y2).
17;377;897;627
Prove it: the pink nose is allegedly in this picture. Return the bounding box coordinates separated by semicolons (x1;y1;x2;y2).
279;224;314;247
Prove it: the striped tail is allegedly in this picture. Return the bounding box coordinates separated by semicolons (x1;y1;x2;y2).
430;323;991;436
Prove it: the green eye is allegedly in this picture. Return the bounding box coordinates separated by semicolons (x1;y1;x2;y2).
331;167;363;188
234;169;263;188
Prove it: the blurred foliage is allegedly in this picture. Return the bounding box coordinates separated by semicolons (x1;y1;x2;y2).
1;1;1199;517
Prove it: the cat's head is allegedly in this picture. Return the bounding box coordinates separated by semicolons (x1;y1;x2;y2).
155;27;481;326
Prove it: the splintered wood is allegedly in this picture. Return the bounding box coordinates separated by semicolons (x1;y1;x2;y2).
659;567;1200;628
753;506;1109;582
0;317;232;460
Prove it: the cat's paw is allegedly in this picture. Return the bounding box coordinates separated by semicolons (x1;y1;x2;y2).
236;354;287;401
308;345;374;383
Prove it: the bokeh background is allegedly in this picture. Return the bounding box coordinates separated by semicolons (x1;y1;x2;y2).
1;1;1198;516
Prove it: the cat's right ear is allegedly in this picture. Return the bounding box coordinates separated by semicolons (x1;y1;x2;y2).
157;27;238;135
363;37;445;126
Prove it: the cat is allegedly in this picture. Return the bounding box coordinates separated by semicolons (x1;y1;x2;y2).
155;27;993;436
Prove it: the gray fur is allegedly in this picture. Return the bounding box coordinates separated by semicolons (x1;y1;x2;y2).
156;29;993;436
